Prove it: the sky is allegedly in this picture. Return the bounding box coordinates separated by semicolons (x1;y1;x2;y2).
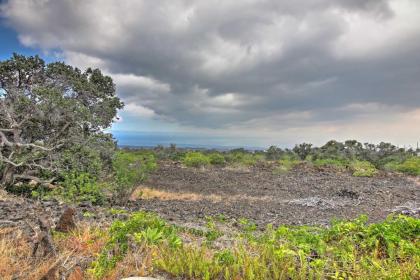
1;0;420;148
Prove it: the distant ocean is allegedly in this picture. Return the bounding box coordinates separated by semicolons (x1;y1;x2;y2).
112;131;264;151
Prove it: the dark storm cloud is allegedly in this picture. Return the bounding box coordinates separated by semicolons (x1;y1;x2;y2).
2;0;420;129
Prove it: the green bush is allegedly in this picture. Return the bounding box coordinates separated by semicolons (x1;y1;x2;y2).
228;152;260;166
396;157;420;176
313;158;348;170
183;152;210;167
208;153;226;165
90;211;180;278
111;150;157;203
350;160;378;177
53;172;106;205
274;158;301;174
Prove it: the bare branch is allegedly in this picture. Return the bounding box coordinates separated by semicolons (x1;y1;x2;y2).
0;130;62;151
0;154;23;167
13;174;56;185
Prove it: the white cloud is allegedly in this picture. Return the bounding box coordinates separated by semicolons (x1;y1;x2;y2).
112;74;170;93
124;103;156;118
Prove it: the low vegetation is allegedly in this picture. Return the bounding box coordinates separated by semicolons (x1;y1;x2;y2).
4;213;416;280
183;152;211;167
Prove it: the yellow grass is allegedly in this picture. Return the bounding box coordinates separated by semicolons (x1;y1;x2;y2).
131;186;273;203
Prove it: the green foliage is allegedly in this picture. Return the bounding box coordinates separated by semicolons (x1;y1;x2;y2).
91;212;419;279
52;172;106;205
266;145;284;160
208;153;226;165
153;144;186;161
111;150;157;203
183;152;211;167
141;214;420;280
350;160;378;177
313;158;348;170
0;53;123;187
90;211;180;278
293;143;313;160
274;157;301;174
224;151;263;167
395;157;420;176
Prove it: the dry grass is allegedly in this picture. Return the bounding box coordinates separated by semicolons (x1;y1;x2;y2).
0;224;108;280
131;186;220;202
0;228;58;279
102;247;157;280
131;186;273;203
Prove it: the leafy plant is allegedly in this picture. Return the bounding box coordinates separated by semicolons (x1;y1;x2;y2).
350;160;378;177
396;157;420;176
52;172;106;205
91;212;420;280
208;153;226;165
313;158;348;170
111;150;157;203
183;152;210;167
274;157;301;174
90;211;179;278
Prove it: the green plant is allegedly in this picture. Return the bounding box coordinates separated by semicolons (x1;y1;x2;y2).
83;211;95;218
396;157;420;176
52;172;106;205
92;212;420;280
108;208;128;215
111;150;157;203
208;153;226;165
183;152;210;167
0;54;123;188
313;158;348;170
90;211;179;278
274;157;301;174
350;160;378;177
134;227;164;245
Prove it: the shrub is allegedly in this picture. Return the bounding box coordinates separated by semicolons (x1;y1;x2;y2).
111;150;157;203
208;153;226;165
227;152;261;166
90;211;180;278
293;143;313;160
350;160;378;177
183;152;210;167
53;172;106;205
274;158;301;174
313;158;347;170
395;157;420;176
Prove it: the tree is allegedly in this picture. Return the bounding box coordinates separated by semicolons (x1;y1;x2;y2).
293;143;313;160
266;145;283;160
0;54;123;187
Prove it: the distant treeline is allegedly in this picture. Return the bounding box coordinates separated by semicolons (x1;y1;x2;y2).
122;140;420;176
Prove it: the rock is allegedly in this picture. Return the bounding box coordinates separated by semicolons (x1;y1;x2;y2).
55;207;76;232
32;217;56;258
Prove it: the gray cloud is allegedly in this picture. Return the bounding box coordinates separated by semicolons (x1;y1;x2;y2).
2;0;420;133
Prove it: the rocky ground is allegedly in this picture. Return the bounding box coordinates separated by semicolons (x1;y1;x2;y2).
133;161;419;227
0;162;418;232
0;162;418;279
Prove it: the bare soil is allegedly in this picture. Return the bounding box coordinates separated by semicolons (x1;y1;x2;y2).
131;161;419;227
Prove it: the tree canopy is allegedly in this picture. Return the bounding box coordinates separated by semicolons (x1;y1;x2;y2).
0;53;123;187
